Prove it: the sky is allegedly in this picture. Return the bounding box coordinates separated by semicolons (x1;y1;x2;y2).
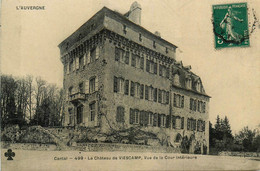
1;0;260;133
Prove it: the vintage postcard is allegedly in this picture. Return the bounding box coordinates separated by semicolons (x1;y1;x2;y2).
1;0;260;170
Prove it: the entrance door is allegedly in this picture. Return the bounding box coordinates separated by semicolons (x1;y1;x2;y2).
77;105;83;124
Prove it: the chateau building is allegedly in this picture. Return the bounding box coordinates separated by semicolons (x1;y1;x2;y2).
58;2;210;154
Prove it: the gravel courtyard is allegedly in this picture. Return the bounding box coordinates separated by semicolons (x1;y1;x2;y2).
2;149;260;171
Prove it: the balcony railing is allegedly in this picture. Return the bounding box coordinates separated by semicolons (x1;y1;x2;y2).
69;92;87;102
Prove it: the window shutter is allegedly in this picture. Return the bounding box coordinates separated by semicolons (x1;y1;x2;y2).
130;108;134;124
83;53;87;66
159;65;162;76
187;119;190;130
140;84;144;99
181;117;184;129
144;111;149;126
124;80;129;95
114;76;118;93
166;91;169;104
140;57;144;69
140;111;144;125
181;96;184;108
87;51;90;64
153;113;158;127
130;81;135;96
172;116;176;129
66;64;69;74
131;54;136;67
194;100;197;111
166;68;170;78
145;85;148;100
158;114;161;127
173;93;177;107
125;51;129;64
190;99;193;110
158;90;162;103
115;47;120;61
146;59;150;72
166;115;170;128
95;76;98;91
85;80;89;94
154;63;157;74
95;46;99;59
153;88;157;102
76;57;79;69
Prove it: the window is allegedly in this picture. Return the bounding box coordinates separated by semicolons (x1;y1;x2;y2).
166;47;168;54
174;94;184;108
90;48;96;63
190;98;197;111
129;108;139;124
173;74;180;86
153;41;156;48
148;112;153;125
175;117;181;129
196;81;201;92
89;77;96;93
114;76;124;94
131;53;136;67
79;55;84;68
186;78;192;89
79;83;84;93
161;114;166;127
68;86;73;99
89;102;96;121
115;47;125;63
188;118;196;131
116;106;125;123
77;105;83;124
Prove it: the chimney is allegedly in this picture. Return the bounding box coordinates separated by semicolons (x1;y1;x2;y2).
154;31;161;37
128;2;142;25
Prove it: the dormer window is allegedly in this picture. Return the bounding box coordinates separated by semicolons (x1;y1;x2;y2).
123;24;127;34
153;41;156;48
186;77;192;89
139;33;142;42
173;74;180;86
196;81;201;92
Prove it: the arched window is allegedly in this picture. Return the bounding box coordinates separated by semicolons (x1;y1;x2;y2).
116;106;125;123
173;74;180;86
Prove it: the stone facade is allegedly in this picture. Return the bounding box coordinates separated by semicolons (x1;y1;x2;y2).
58;2;210;154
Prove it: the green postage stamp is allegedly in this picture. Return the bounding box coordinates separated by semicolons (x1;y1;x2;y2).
212;3;249;48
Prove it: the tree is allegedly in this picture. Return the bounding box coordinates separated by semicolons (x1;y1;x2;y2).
235;126;256;152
